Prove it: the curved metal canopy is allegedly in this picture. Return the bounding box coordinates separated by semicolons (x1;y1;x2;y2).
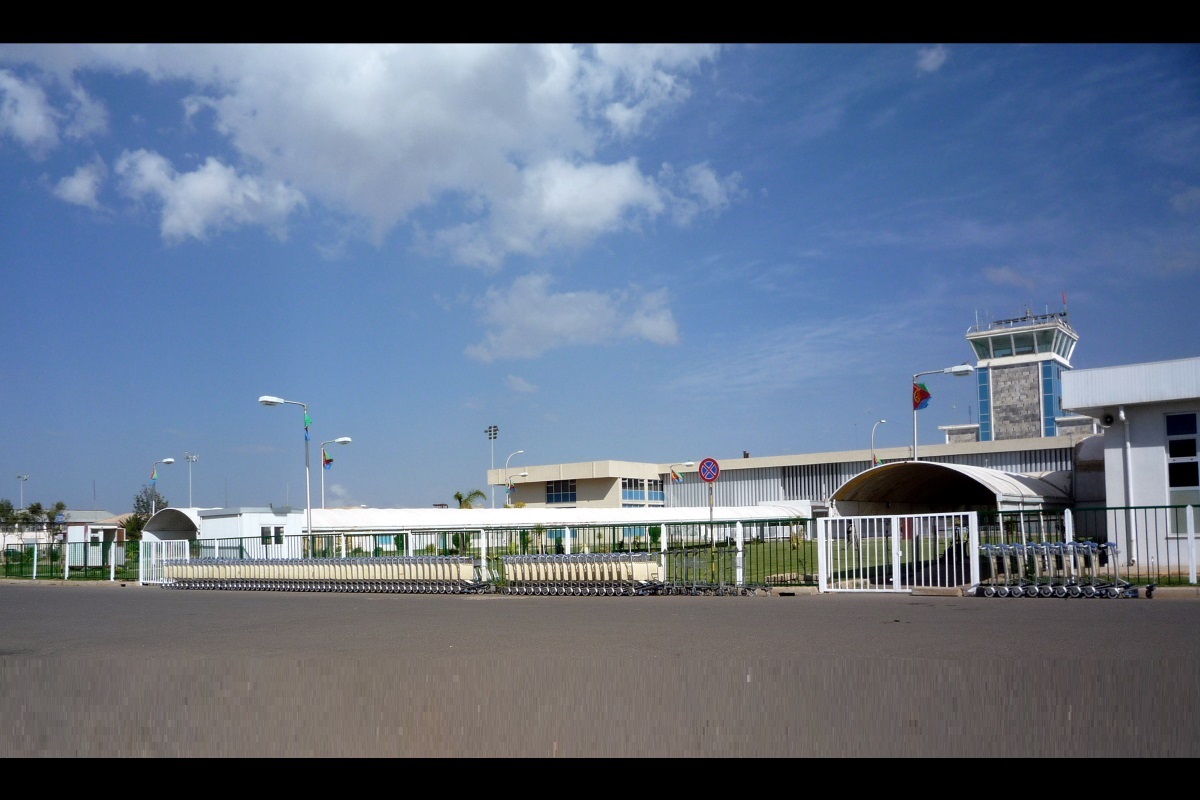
831;461;1070;516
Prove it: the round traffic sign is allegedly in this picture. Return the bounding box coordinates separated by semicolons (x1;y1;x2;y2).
699;457;720;483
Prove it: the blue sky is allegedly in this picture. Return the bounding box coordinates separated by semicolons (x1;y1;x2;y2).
1;43;1197;513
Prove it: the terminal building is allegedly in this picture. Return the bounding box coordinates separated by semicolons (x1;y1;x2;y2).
488;307;1102;515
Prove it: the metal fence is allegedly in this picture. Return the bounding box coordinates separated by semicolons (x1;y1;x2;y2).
3;541;141;582
8;505;1196;593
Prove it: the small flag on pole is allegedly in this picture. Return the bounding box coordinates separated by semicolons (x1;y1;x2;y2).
150;467;158;484
323;450;333;470
670;469;683;483
913;382;932;411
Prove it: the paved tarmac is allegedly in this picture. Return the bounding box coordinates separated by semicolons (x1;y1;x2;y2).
1;580;1198;757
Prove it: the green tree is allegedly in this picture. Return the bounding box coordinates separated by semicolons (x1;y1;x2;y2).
133;485;169;517
0;499;14;525
453;489;485;509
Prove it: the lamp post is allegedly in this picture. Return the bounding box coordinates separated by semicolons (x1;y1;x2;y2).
486;425;499;508
320;437;352;509
870;420;886;467
184;452;199;506
668;461;694;507
16;474;29;510
506;448;525;496
150;458;174;516
505;471;529;507
912;365;974;461
259;395;313;542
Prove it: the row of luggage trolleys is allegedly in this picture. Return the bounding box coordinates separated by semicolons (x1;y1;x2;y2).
161;556;489;594
499;553;662;595
974;541;1153;599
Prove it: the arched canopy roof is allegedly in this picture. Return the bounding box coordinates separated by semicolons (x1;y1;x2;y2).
831;461;1070;516
144;507;202;536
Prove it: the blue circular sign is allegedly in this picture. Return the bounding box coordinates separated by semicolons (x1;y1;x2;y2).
699;457;720;483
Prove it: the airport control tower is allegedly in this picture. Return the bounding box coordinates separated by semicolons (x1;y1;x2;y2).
947;304;1096;443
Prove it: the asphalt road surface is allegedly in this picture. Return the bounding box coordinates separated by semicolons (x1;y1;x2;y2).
2;581;1198;757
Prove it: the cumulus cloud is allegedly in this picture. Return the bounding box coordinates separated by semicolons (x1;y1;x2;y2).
0;69;60;155
53;158;107;209
916;45;949;75
506;374;537;393
1;44;731;261
114;149;306;242
466;273;679;362
436;157;665;268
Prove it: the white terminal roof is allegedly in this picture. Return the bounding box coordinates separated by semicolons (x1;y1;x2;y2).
1062;356;1200;415
310;505;808;532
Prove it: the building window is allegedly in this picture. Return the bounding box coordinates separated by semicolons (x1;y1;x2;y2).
1041;362;1061;437
261;526;272;545
547;479;576;504
1167;412;1199;534
621;478;646;502
274;526;285;545
648;479;664;503
977;367;992;442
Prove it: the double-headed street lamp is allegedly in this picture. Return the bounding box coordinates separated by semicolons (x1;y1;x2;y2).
259;395;313;541
184;452;199;506
870;420;886;466
486;425;499;508
320;437;352;509
16;474;29;510
912;365;974;461
150;458;174;516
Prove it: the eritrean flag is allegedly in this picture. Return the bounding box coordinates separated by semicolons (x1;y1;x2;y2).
322;450;333;470
913;382;932;411
670;469;683;483
150;467;158;484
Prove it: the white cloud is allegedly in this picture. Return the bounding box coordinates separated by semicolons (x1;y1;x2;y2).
984;266;1037;290
661;162;744;225
114;149;306;243
437;157;665;268
506;374;537;393
466;273;680;362
916;45;949;75
0;69;60;155
53;158;106;209
1;44;729;261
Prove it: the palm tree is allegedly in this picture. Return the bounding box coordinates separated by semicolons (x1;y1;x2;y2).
453;489;486;509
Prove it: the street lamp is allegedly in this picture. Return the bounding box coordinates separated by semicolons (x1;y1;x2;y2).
184;452;199;506
870;420;886;467
486;425;499;508
259;395;313;542
16;474;29;509
320;436;352;509
505;471;529;507
500;449;523;507
912;364;974;461
150;458;174;516
668;461;694;506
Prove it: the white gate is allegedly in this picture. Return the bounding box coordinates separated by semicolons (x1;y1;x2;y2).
817;512;980;593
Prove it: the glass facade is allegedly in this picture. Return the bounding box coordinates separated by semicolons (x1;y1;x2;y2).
977;367;992;442
1041;362;1062;437
1168;413;1199;534
546;479;576;504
